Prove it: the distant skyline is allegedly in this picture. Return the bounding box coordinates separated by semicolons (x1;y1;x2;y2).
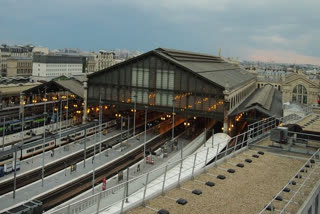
1;0;320;65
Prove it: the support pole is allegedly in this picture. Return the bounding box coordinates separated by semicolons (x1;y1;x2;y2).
191;153;197;180
66;91;69;127
161;165;168;196
120;116;123;140
177;158;183;187
142;172;149;207
2;116;5;151
144;106;147;161
41;87;47;187
96;192;102;214
84;129;87;168
211;129;214;148
59;99;62;147
126;167;129;203
133;95;136;136
204;147;209;172
99;96;102;160
13;146;17;198
172;100;175;140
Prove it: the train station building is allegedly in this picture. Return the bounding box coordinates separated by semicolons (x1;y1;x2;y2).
86;48;278;134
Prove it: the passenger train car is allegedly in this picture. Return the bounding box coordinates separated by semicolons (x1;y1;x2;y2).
0;120;117;174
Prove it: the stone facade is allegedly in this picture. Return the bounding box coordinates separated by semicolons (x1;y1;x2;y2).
7;57;33;77
282;73;319;105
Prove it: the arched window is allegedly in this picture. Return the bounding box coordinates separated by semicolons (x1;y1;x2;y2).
292;85;307;104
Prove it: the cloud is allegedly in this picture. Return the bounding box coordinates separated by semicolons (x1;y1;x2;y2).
0;0;320;65
247;49;320;66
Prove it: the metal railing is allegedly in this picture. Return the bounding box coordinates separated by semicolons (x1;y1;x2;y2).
259;147;320;213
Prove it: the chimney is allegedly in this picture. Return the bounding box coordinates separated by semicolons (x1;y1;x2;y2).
218;48;221;57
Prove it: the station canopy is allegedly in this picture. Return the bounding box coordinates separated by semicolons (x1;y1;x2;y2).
23;77;84;98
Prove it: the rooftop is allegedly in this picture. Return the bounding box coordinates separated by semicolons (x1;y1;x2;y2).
127;141;317;214
230;85;283;117
155;48;255;90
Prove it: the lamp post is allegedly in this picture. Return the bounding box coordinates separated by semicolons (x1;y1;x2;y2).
144;106;148;161
2;116;5;151
92;119;98;194
99;95;102;160
66;91;69;127
41;87;47;187
133;95;137;136
172;99;175;141
59;98;63;147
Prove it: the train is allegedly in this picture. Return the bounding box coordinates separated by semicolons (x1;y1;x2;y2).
0;114;48;136
0;119;117;174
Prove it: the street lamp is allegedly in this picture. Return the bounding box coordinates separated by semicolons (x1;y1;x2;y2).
144;106;148;161
172;99;175;141
41;86;47;187
133;95;137;136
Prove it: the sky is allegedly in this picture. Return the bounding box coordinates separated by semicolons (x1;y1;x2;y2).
1;0;320;65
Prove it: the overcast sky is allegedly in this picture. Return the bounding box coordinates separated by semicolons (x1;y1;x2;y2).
1;0;319;65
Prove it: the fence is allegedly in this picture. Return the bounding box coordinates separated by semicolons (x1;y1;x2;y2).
259;146;320;213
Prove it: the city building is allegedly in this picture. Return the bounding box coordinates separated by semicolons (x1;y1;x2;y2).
7;57;33;77
282;72;320;105
88;50;115;72
0;44;33;76
32;55;85;81
32;47;49;55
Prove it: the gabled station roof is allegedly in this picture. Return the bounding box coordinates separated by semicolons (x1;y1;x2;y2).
230;84;283;117
23;78;84;98
89;48;255;90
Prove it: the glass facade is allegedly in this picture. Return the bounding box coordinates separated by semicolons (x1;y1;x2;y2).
88;54;225;117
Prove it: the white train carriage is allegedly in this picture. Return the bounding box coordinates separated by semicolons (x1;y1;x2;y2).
0;119;117;171
22;140;55;159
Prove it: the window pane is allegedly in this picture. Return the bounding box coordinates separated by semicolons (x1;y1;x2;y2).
303;96;307;104
292;95;297;102
293;87;297;93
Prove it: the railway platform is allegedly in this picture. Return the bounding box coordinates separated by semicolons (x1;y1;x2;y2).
0;128;122;182
0;121;173;212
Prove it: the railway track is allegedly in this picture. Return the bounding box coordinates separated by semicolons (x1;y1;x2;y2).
0;126;144;195
0;114;164;196
38;122;186;211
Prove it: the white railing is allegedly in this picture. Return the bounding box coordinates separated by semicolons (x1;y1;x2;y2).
259;146;320;213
